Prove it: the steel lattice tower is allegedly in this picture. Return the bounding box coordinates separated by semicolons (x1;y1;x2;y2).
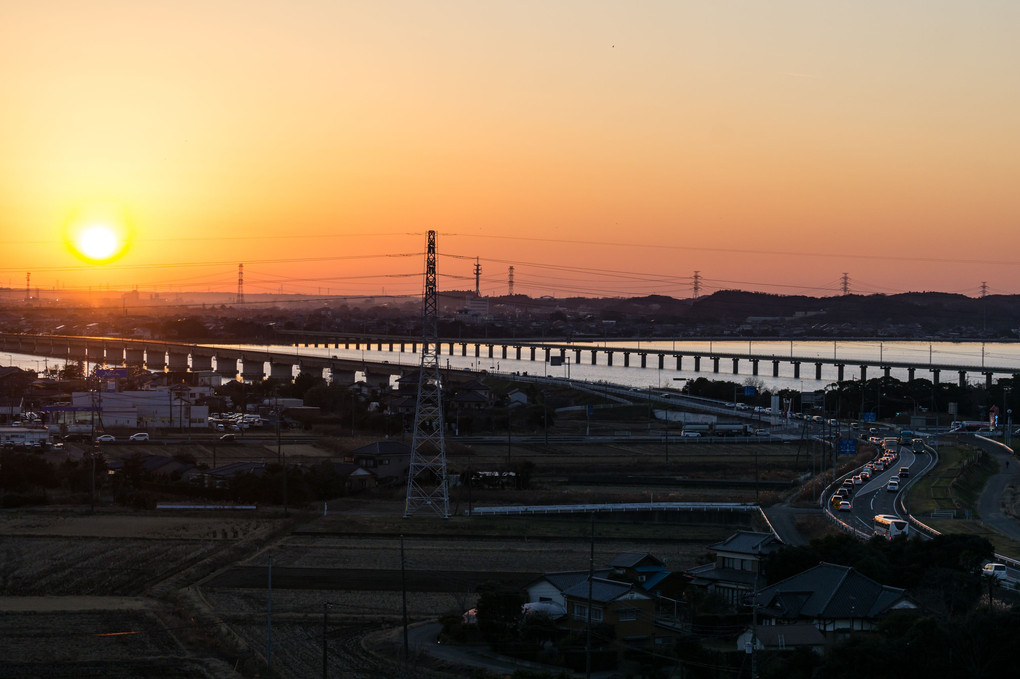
404;230;450;518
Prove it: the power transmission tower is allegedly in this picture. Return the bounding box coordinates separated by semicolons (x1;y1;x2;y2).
404;230;450;518
474;257;481;296
841;272;850;295
692;270;701;299
980;281;988;297
507;266;514;297
236;264;245;305
25;272;30;303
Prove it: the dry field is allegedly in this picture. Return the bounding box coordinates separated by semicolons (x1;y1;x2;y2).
1;439;786;678
0;502;745;679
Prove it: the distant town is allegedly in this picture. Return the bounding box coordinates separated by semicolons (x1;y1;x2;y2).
1;292;1018;678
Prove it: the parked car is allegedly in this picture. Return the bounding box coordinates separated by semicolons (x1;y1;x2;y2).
128;433;149;442
219;434;236;442
95;434;115;443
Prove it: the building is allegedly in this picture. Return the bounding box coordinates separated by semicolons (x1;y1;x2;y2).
755;562;918;636
685;531;781;607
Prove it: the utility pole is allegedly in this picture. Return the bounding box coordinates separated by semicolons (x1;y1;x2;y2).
236;263;245;305
841;272;850;295
507;265;514;296
692;270;701;299
473;257;481;296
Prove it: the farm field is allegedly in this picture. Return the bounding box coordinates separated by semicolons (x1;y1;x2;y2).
0;503;752;677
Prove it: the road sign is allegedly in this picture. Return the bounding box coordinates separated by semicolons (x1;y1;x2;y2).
743;386;756;396
861;412;877;422
839;439;858;455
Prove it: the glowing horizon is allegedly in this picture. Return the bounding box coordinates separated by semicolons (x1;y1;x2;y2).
3;2;1020;299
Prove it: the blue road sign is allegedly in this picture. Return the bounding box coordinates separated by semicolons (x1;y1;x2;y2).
744;386;756;397
861;412;877;422
839;439;858;455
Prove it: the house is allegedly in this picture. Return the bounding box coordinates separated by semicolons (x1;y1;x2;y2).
607;552;688;599
330;462;376;492
561;577;660;649
736;623;826;654
525;569;612;610
347;441;410;482
755;562;918;636
685;531;780;607
507;388;529;407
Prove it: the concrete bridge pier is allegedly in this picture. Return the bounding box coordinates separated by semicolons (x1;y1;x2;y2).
883;366;891;379
487;345;494;359
168;351;190;371
364;370;392;390
623;352;629;368
732;358;739;375
474;344;480;358
146;350;167;371
836;364;845;381
712;357;720;373
772;360;780;377
908;367;915;381
215;358;238;380
607;352;614;367
752;359;759;376
657;354;664;370
530;347;537;361
330;369;356;385
502;346;508;359
675;354;682;370
931;368;940;384
240;360;265;382
461;344;467;357
125;347;146;368
191;353;214;372
270;362;294;381
639;353;647;368
860;365;868;381
959;371;967;388
86;344;105;365
591;350;597;366
693;356;701;372
984;371;994;389
299;364;325;381
573;348;581;363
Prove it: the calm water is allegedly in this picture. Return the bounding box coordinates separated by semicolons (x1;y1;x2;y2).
7;339;1018;392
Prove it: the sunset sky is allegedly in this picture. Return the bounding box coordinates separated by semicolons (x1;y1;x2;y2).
2;1;1019;300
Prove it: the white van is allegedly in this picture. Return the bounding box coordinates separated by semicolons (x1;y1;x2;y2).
982;563;1007;580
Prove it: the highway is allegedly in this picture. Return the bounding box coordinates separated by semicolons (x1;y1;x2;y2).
828;442;938;537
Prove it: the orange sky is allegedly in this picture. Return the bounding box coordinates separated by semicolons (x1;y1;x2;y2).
2;1;1020;300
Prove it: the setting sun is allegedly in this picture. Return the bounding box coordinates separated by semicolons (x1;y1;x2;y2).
65;203;132;264
75;225;120;260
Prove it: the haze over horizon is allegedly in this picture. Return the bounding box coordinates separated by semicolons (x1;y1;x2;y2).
3;1;1019;300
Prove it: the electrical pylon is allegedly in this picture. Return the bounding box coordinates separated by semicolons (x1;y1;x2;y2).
404;230;450;518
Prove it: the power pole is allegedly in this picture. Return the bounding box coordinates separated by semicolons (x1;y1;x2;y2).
237;264;245;305
474;257;481;296
507;266;514;297
25;272;30;303
841;272;850;295
404;230;450;518
692;270;701;299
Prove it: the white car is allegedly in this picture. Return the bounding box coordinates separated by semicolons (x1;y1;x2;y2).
680;431;701;438
128;433;149;442
887;479;900;492
982;563;1007;580
95;434;115;443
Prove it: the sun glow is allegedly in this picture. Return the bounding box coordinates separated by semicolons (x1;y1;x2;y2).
66;204;132;263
